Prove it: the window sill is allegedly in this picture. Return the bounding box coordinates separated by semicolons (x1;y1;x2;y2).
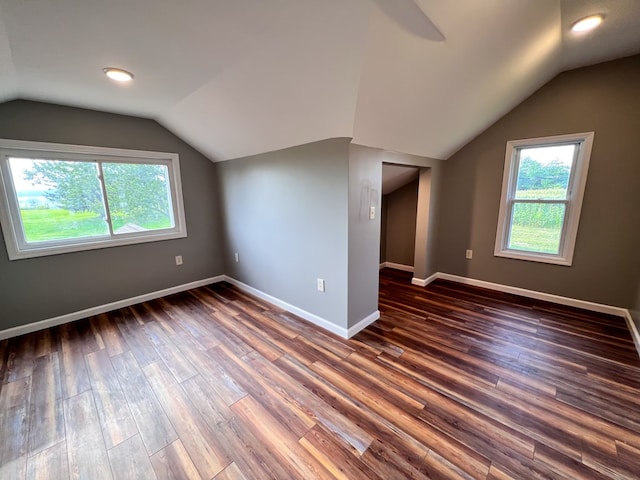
6;229;187;260
494;250;572;266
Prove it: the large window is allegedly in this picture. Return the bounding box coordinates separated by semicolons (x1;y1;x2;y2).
494;132;594;266
0;139;187;260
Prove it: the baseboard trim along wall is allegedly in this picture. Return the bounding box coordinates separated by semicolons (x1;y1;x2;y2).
379;262;414;272
347;310;380;338
223;276;346;337
1;273;378;341
412;272;438;287
436;273;629;317
224;276;378;339
0;275;226;341
412;271;640;357
4;271;636;352
624;311;640;356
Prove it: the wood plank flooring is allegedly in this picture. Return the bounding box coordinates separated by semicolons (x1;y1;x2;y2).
1;268;639;479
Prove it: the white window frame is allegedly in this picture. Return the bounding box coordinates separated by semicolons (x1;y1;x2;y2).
0;139;187;260
494;132;594;266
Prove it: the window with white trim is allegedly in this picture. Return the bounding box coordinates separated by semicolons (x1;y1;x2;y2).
0;139;187;260
494;132;594;266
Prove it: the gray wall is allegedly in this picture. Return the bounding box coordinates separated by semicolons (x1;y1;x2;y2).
217;139;350;328
382;179;418;267
435;55;640;308
0;100;224;330
348;145;382;327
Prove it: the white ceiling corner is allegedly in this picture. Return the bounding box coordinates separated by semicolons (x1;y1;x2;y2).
0;0;638;162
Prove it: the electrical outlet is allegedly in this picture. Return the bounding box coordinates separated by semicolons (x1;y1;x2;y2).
175;255;183;265
234;252;239;262
465;249;473;259
317;278;325;293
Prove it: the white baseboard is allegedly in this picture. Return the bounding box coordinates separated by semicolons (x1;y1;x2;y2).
1;273;377;342
4;269;635;356
436;273;628;318
0;275;226;341
411;272;438;287
412;271;638;358
380;262;414;273
224;276;378;339
224;276;354;338
347;310;380;338
624;311;640;356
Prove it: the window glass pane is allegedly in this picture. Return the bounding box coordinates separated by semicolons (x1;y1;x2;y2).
508;202;565;254
102;162;174;234
9;157;109;243
515;144;575;200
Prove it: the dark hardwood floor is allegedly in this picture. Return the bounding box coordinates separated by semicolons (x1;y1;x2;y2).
1;268;639;479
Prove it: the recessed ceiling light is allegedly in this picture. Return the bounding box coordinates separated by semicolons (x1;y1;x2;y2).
571;14;604;33
103;68;134;82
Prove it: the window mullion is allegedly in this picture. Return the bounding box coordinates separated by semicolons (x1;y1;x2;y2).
512;199;569;205
96;161;115;237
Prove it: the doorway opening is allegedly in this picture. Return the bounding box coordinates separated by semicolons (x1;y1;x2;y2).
380;163;433;284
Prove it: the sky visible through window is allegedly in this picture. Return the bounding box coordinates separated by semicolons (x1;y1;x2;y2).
519;144;574;167
10;158;44;192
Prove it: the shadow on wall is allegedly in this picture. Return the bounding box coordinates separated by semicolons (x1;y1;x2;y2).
359;180;379;224
434;157;478;278
369;0;446;41
380;178;418;268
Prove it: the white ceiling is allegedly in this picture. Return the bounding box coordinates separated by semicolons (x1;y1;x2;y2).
0;0;638;162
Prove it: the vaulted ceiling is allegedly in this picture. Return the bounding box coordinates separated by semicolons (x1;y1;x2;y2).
0;0;638;162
